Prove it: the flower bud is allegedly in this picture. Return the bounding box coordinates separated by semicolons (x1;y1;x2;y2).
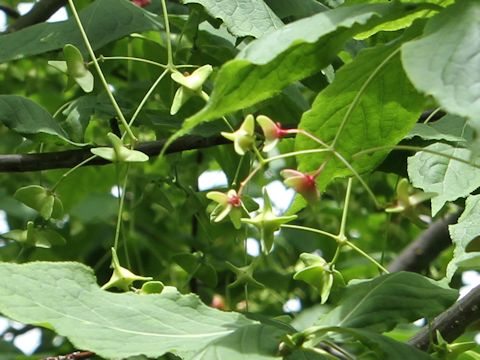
281;169;319;203
256;115;289;152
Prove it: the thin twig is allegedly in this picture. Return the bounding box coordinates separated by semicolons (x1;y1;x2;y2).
8;0;66;32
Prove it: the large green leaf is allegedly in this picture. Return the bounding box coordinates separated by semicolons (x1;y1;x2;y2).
183;0;283;38
296;31;425;192
402;0;480;123
0;95;70;143
0;0;162;63
181;2;428;132
316;272;457;332
0;262;286;359
446;195;480;281
407;142;480;216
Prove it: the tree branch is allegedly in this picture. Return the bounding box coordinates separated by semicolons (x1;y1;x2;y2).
0;5;20;19
409;284;480;350
387;210;462;273
8;0;67;32
0;135;229;172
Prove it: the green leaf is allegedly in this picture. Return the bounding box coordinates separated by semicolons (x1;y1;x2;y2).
446;195;480;281
332;327;434;360
350;0;449;40
407;142;480;216
296;31;425;192
0;0;162;63
190;324;285;360
183;0;283;38
265;0;329;20
0;262;283;359
0;95;71;143
405;114;472;143
316;272;457;333
61;95;97;142
180;2;427;133
402;0;480;123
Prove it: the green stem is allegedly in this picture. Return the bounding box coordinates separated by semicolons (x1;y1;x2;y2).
52;100;73;118
238;163;263;195
345;239;389;274
291;129;331;149
67;0;136;143
331;151;379;208
51;155;97;191
160;0;174;68
280;224;338;242
96;56;168;69
252;146;265;164
222;116;234;131
264;149;330;163
338;178;353;239
329;245;342;266
231;156;245;188
114;165;130;251
354;145;480;170
423;107;442;124
123;68;169;138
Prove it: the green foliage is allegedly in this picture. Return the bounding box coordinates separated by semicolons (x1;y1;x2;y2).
296;30;424;191
402;0;480;124
447;195;480;280
183;0;283;38
316;272;457;332
0;0;161;63
0;262;269;359
0;95;70;143
181;2;427;134
0;0;478;358
408;143;480;216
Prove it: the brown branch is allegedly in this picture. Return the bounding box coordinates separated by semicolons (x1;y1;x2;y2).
0;5;20;19
387;210;462;273
0;135;229;172
8;0;67;32
409;284;480;350
43;351;95;360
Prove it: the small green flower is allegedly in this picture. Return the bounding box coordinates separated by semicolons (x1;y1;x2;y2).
170;65;213;115
1;221;66;249
241;188;297;253
14;185;63;220
206;189;243;229
386;178;436;213
221;115;256;156
102;248;152;292
226;259;264;289
48;44;94;93
256;115;289;152
91;133;149;163
293;253;342;304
